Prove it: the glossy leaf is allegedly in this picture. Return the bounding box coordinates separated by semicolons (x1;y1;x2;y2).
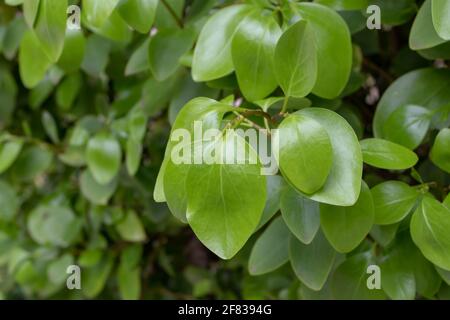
371;181;419;225
117;0;158;33
231;11;281;101
320;182;374;253
432;0;450;40
411;197;450;270
185;131;266;259
192;5;253;81
274;20;317;98
360;138;419;170
280;185;320;244
248;217;290;275
148;27;196;81
295;108;362;206
374;68;450;138
289;230;336;291
294;2;352;98
410;0;446;50
33;0;67;62
430;128;450;174
384;105;431;150
274;114;333;194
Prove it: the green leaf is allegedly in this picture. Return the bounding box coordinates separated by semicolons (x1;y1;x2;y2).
432;0;450;41
128;106;147;141
126;138;142;176
383;105;431;150
380;234;416;300
19;30;51;88
274;20;317;98
331;252;386;299
374;68;450;138
148;27;196;81
86;132;122;185
80;169;118;205
371;181;419;225
27;205;81;247
280;185;320;244
0;180;19;221
231;10;281;101
10;145;53;181
275;114;333;194
257;175;285;229
315;0;368;10
118;264;141;300
248;216;290;275
57;29;86;73
156;98;233;206
430;128;450;174
320;181;374;253
81;34;111;77
33;0;67;62
192;5;252;81
294;2;352;99
117;0;158;33
411;197;450;271
184;132;266;259
83;253;114;298
289;230;336;291
116;210;147;242
56;72;82;111
23;0;40;27
410;0;447;50
125;38;150;76
295;108;363;206
370;223;399;247
360;138;419;170
41;111;59;143
47;254;74;285
82;0;120;30
0;138;23;174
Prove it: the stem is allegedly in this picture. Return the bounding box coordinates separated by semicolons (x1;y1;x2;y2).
280;96;290;114
160;0;184;28
363;58;394;83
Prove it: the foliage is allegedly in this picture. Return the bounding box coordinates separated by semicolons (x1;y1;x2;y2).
0;0;450;300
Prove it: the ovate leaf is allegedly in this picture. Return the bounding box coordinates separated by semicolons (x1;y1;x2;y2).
274;20;317;98
148;27;196;81
34;0;67;62
248;217;290;275
384;105;431;150
19;30;51;89
372;181;419;225
294;2;352;98
117;0;158;33
411;197;450;271
432;0;450;41
185;132;266;259
289;230;336;291
295;108;362;206
231;10;281;101
274;114;333;194
192;5;253;81
320;181;374;253
280;185;320;244
360;138;418;170
430;128;450;174
86;132;122;185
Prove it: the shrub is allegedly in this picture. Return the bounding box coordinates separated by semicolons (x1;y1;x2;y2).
0;0;449;300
